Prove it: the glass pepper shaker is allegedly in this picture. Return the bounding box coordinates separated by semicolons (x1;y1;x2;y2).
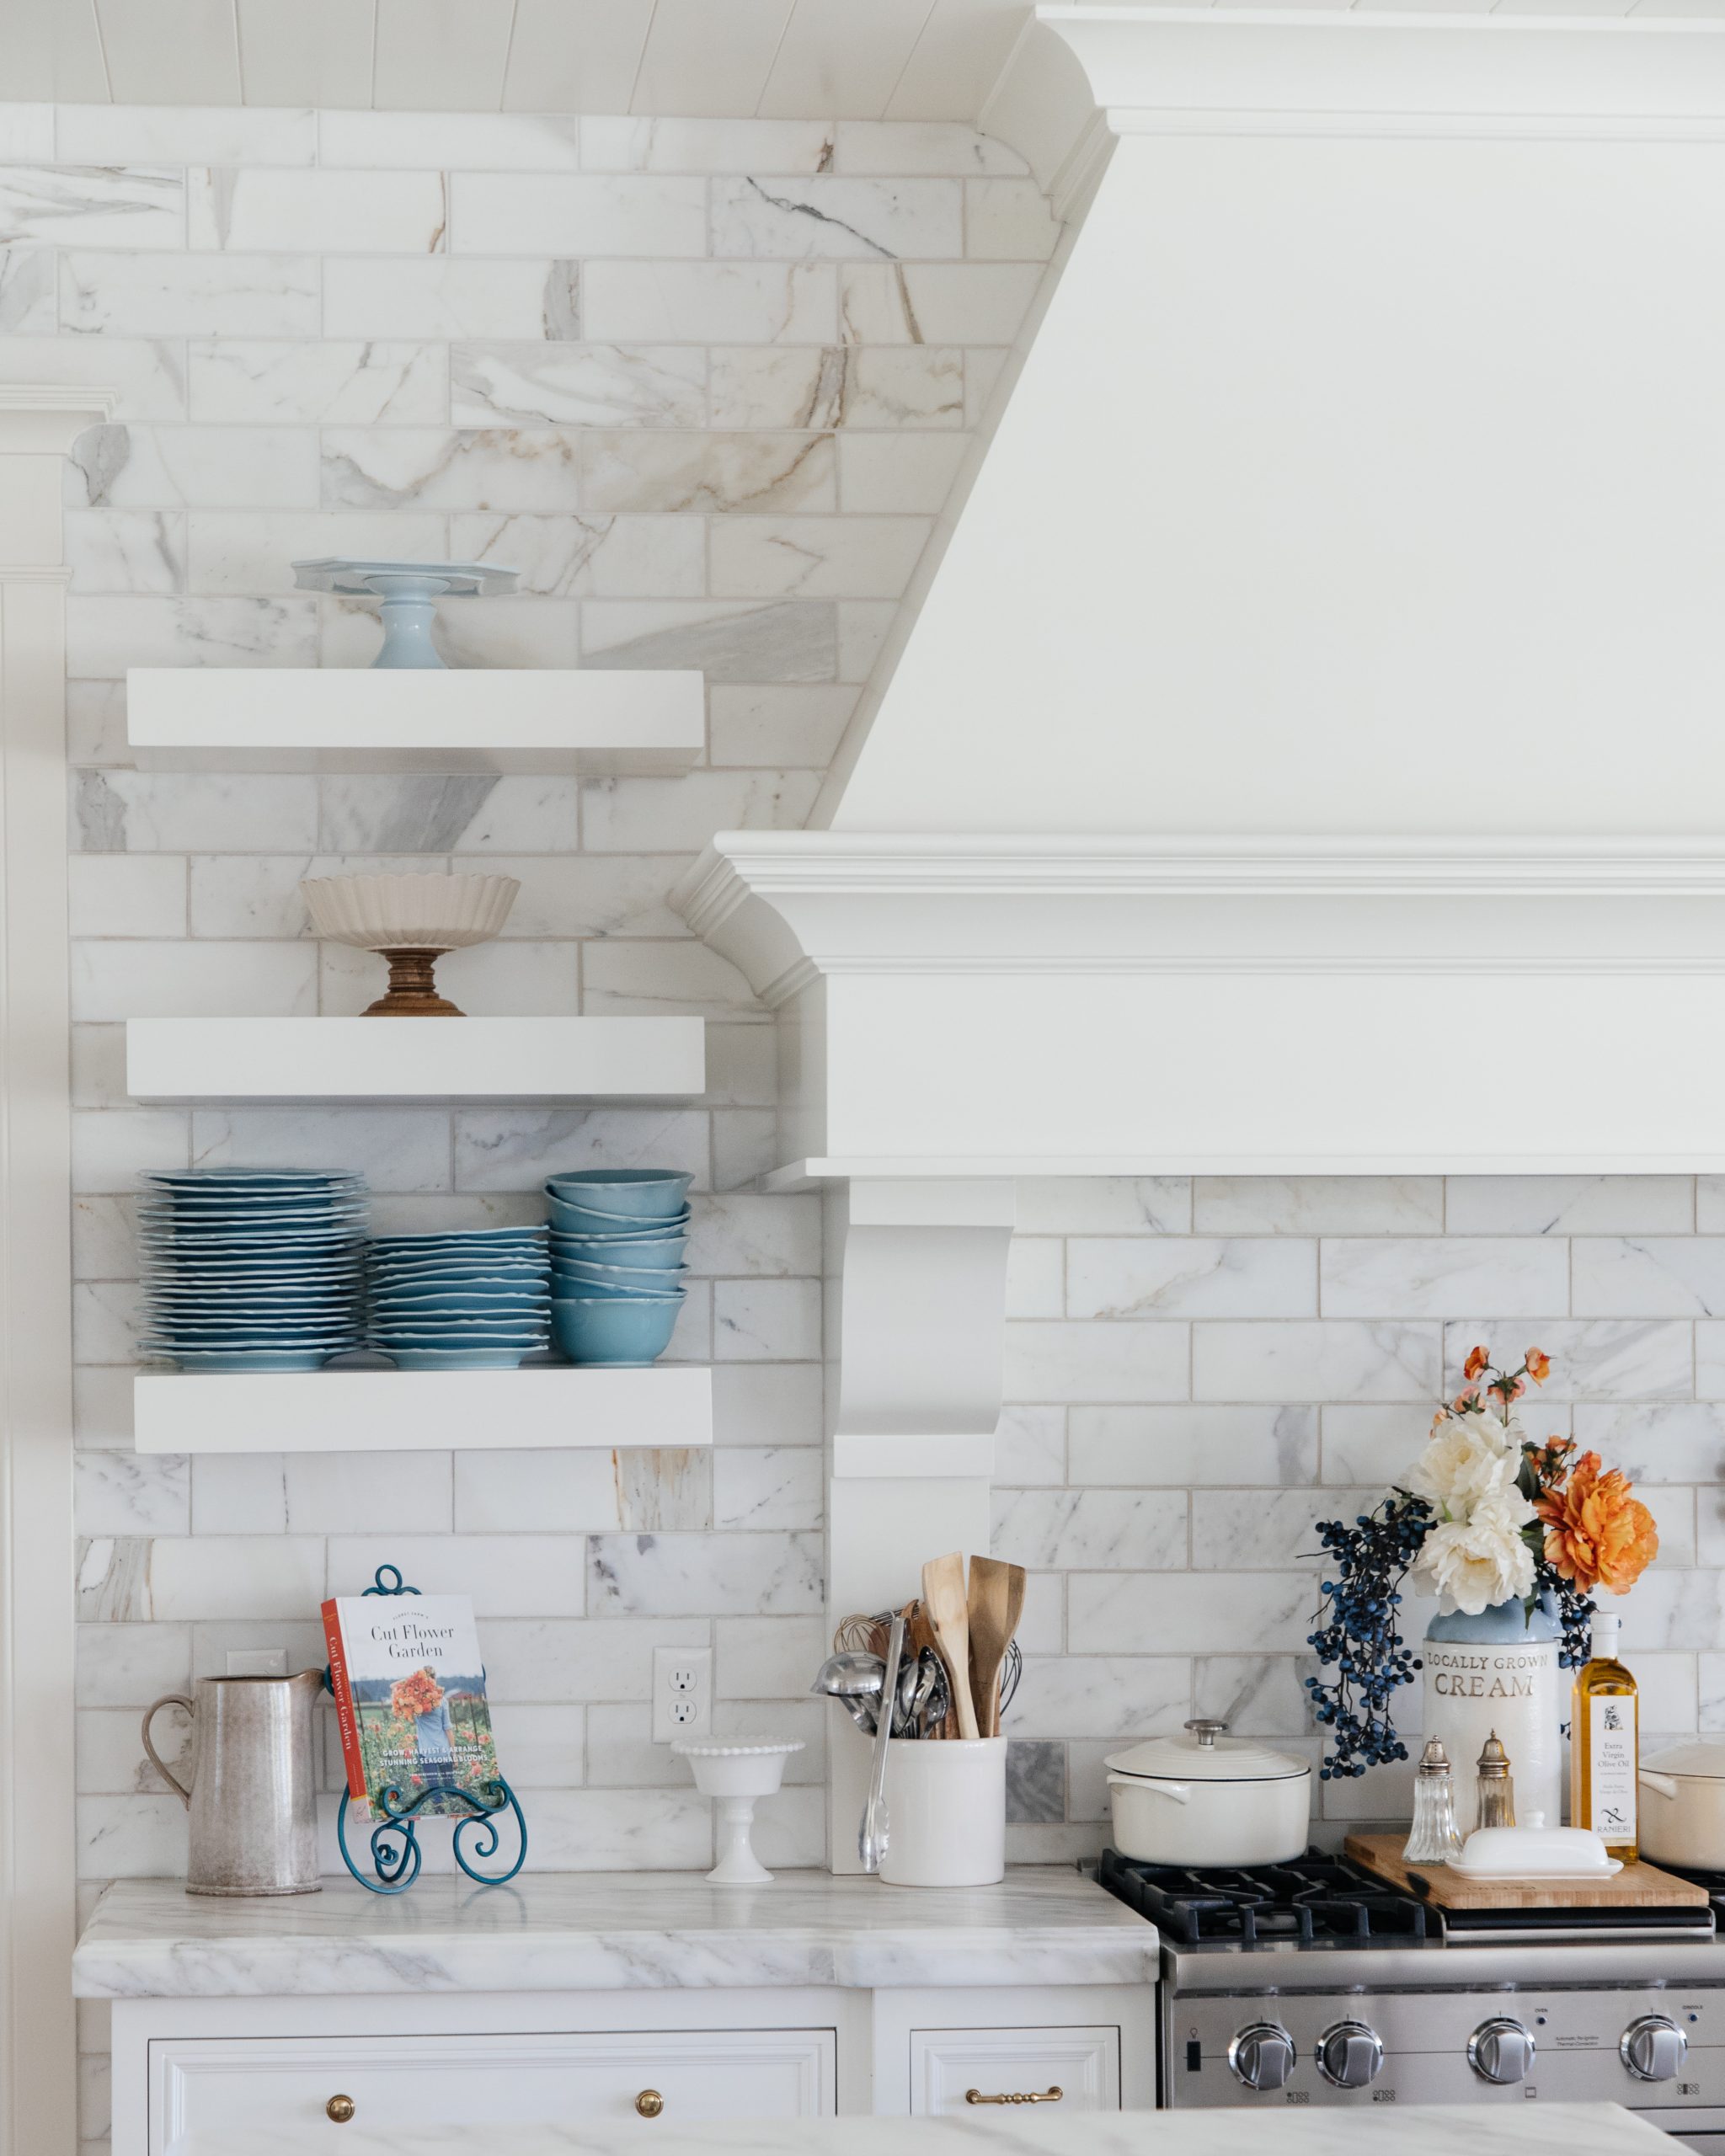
1403;1736;1463;1862
1475;1728;1516;1830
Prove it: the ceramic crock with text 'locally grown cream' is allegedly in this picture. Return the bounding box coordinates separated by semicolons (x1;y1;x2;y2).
1423;1598;1562;1837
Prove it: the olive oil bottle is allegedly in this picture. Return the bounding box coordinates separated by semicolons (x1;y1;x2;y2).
1571;1610;1638;1860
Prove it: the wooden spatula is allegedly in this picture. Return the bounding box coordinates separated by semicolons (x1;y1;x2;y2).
967;1556;1025;1739
921;1552;979;1741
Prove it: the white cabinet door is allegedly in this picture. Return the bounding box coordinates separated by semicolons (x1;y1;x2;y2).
910;2025;1120;2116
152;2029;836;2151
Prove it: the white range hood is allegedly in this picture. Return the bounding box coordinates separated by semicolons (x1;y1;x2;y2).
674;5;1725;1861
681;4;1725;1187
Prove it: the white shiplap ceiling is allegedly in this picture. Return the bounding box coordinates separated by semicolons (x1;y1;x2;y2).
25;0;1035;116
19;0;1725;120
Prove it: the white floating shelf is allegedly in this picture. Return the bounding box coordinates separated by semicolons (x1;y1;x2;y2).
126;1017;706;1103
133;1365;713;1455
126;667;704;774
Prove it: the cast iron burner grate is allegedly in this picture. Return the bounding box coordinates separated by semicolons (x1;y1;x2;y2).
1099;1847;1429;1945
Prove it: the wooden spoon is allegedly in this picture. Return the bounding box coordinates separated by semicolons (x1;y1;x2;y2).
967;1556;1026;1739
921;1552;980;1741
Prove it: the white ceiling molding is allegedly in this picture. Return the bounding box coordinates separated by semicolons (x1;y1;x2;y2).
30;0;1725;113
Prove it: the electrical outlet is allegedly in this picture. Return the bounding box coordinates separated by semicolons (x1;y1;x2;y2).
227;1647;287;1677
651;1646;713;1744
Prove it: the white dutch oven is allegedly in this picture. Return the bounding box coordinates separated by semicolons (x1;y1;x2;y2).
1638;1742;1725;1869
1104;1718;1311;1866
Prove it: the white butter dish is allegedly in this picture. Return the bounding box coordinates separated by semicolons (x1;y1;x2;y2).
1448;1825;1622;1879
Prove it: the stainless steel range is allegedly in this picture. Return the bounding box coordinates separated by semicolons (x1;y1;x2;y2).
1099;1849;1725;2148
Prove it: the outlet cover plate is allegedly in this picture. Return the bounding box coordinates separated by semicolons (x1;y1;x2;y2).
652;1644;713;1744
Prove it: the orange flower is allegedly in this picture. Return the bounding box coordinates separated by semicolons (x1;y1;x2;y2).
1525;1348;1551;1385
390;1667;445;1720
1464;1345;1490;1382
1536;1452;1659;1594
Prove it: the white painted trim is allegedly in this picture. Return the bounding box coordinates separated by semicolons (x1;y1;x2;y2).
0;390;109;2156
830;1434;994;1480
986;5;1725;193
781;1152;1725;1182
676;830;1725;1175
1041;5;1725;126
680;832;1725;905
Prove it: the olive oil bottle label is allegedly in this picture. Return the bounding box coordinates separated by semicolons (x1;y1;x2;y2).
1585;1694;1637;1843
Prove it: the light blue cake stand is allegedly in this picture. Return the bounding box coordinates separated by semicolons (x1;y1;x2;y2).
291;558;521;669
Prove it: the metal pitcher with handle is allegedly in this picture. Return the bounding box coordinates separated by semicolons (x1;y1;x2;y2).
142;1672;323;1896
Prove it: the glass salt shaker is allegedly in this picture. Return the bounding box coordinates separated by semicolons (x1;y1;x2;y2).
1475;1728;1516;1831
1403;1736;1463;1862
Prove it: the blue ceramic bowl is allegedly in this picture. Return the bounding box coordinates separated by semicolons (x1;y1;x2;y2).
549;1276;686;1304
547;1232;685;1270
553;1256;689;1293
546;1198;692;1237
542;1171;692;1220
552;1294;682;1366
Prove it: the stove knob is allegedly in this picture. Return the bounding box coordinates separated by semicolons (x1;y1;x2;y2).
1317;2021;1384;2089
1469;2018;1535;2084
1622;2015;1688;2083
1228;2024;1296;2092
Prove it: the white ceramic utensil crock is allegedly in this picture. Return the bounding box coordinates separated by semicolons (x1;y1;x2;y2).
1639;1742;1725;1868
879;1737;1007;1886
1104;1717;1311;1865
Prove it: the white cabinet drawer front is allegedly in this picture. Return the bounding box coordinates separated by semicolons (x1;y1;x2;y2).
910;2025;1119;2116
153;2029;836;2150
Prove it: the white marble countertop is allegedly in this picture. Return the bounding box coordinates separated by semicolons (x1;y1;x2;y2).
73;1867;1156;1998
178;2103;1669;2156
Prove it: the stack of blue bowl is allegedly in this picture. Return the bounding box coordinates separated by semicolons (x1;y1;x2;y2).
367;1225;551;1369
546;1171;692;1366
138;1168;366;1371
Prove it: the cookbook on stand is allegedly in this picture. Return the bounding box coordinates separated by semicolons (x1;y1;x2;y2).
322;1590;503;1819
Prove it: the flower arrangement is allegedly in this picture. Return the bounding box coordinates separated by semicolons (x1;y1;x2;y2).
389;1667;446;1721
1307;1346;1658;1781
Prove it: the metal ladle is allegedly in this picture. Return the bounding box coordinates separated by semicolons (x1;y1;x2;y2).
810;1652;885;1737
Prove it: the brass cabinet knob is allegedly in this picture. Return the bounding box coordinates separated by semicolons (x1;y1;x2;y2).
965;2087;1063;2106
326;2094;356;2123
635;2089;665;2119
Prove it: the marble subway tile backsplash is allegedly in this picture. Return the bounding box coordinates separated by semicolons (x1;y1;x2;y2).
996;1177;1725;1864
42;102;1058;2064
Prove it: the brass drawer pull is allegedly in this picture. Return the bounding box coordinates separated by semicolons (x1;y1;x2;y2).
635;2089;665;2119
966;2086;1063;2105
326;2094;356;2123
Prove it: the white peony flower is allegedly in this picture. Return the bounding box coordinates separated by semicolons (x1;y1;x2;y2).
1411;1485;1538;1614
1403;1409;1523;1519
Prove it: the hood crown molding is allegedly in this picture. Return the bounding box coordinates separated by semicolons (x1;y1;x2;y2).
675;834;1725;1176
989;7;1725;200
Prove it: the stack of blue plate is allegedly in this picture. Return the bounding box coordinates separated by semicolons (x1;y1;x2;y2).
139;1170;366;1371
367;1226;551;1369
546;1171;692;1367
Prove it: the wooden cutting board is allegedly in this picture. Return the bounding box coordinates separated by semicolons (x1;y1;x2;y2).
1346;1831;1711;1909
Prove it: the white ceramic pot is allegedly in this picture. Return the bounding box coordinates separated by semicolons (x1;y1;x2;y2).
1104;1719;1311;1866
879;1737;1006;1887
1637;1742;1725;1869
